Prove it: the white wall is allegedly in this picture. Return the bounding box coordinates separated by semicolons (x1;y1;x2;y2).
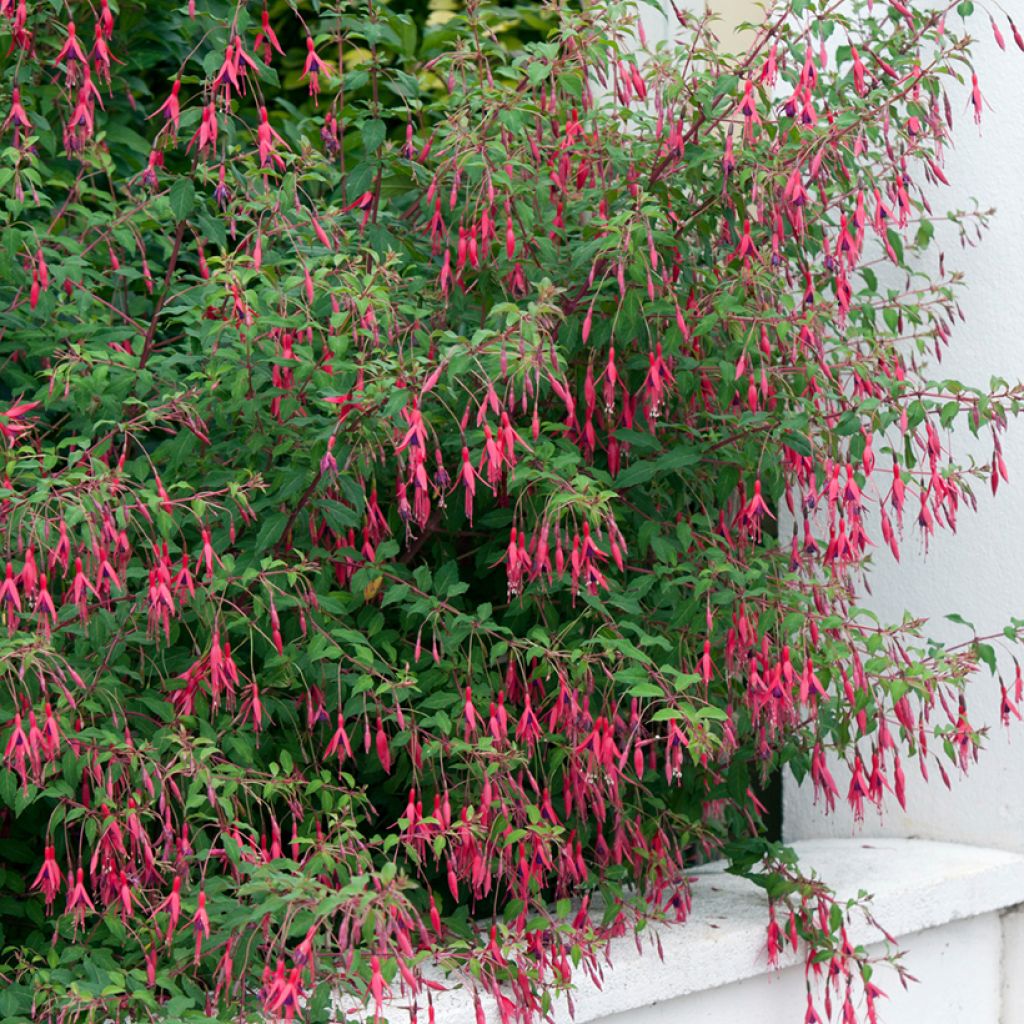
594;915;1002;1024
640;0;754;49
644;0;1024;854
783;3;1024;853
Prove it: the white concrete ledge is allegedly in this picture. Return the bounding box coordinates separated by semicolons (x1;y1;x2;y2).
346;839;1024;1024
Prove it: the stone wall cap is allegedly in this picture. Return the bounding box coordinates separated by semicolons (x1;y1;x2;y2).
332;838;1024;1023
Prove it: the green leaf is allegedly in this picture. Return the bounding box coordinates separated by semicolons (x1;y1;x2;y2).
362;119;387;153
975;642;998;674
615;448;700;488
168;178;195;222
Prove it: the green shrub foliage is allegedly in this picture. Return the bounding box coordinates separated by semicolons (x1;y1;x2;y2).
0;0;1020;1020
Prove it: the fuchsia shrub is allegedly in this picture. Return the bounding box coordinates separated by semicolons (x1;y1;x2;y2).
0;0;1021;1020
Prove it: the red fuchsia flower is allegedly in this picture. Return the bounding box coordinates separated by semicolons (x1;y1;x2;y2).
24;711;47;779
268;597;284;656
2;87;30;138
341;190;374;218
144;947;157;987
199;527;222;579
323;389;363;425
147;563;176;640
662;718;689;781
504;527;525;598
67;557;98;622
1010;18;1024;51
527;520;551;585
173;551;195;602
396;400;428;457
515;693;542;751
55;21;89;73
191;890;210;963
94;550;121;598
478;423;507;490
891;753;908;811
40;703;61;761
849;44;866;95
368;954;390;1022
34;574;58;636
846;754;870;821
741;479;775;538
970;73;984;124
766;905;782;966
301;37;328;102
0;398;39;443
0;562;22;633
4;713;29;786
362;488;389;546
135;147;163;189
18;546;37;594
457;446;479;523
91;22;120;86
640;342;673;421
497;410;526;466
308;209;332;250
149;79;181;137
64;867;96;934
31;844;63;911
214;640;241;711
114;869;133;922
264;961;306;1020
733;218;757;266
207;162;230;208
234;34;261;79
254;7;285;62
810;744;839;812
256;106;287;169
97;0;114;38
374;715;392;772
212;39;242;97
1001;680;1022;727
738;80;761;141
186;102;219;156
720;130;736;179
